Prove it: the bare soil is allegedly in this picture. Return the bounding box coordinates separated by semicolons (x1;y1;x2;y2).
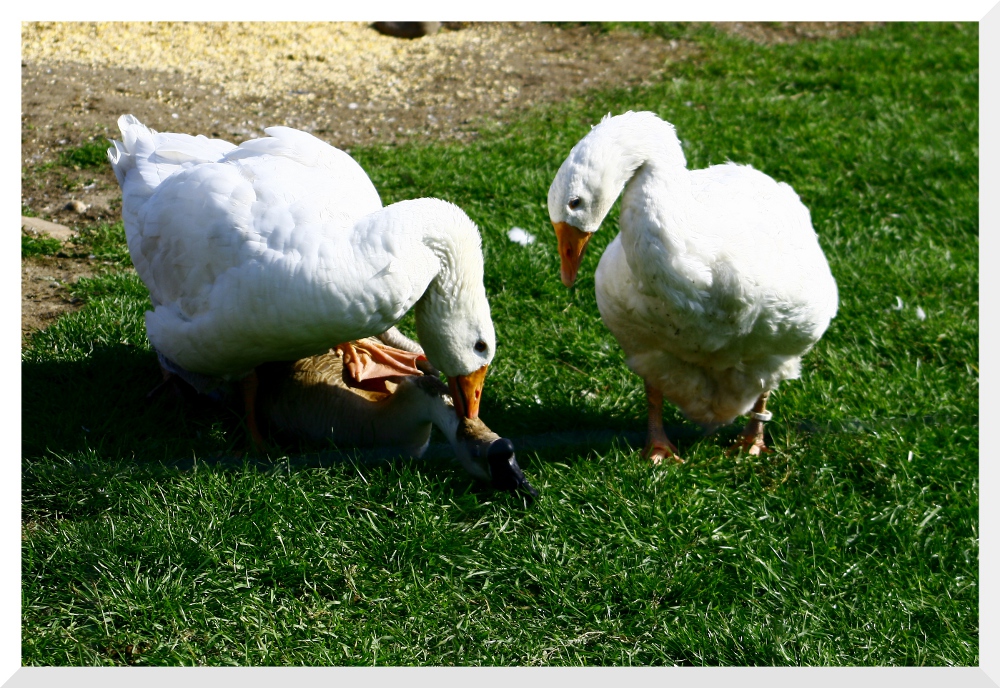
20;22;875;341
20;256;104;340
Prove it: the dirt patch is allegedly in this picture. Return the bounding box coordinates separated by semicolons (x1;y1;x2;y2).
21;22;701;233
21;23;696;155
20;21;877;339
21;255;104;341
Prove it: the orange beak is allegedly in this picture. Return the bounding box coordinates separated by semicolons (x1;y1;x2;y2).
448;364;488;419
553;221;592;288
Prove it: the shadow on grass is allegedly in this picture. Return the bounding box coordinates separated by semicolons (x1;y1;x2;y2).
23;341;700;509
22;344;243;463
24;341;969;497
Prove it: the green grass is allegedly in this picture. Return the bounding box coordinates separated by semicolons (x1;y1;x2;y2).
21;22;978;665
58;138;112;170
72;221;132;265
21;233;63;258
21;221;131;261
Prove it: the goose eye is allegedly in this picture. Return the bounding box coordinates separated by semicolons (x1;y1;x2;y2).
568;197;582;210
474;340;488;353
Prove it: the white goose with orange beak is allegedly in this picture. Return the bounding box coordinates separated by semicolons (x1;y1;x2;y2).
108;115;495;444
549;111;838;462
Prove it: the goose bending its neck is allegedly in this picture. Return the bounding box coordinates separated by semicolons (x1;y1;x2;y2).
148;196;495;419
547;111;838;461
109;117;496;424
347;197;496;416
549;111;691;289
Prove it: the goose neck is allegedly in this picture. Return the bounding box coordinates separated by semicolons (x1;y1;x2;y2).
616;147;700;292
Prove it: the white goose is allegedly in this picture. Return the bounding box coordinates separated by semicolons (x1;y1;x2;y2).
108;115;495;442
548;111;838;461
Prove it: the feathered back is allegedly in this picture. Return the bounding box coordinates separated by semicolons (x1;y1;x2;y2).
224;126;379;203
106;115;495;381
108;115;238;253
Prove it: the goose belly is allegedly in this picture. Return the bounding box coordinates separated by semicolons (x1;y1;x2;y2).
595;236;805;428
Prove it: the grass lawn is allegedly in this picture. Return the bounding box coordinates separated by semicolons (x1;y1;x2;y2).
21;22;978;665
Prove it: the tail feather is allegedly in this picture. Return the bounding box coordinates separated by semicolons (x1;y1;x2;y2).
108;114;236;195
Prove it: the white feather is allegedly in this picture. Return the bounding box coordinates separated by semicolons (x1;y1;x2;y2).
549;111;838;428
108;115;495;385
507;227;535;246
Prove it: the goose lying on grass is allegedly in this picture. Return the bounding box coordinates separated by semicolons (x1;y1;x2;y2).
108;115;495;445
548;111;838;462
255;338;538;497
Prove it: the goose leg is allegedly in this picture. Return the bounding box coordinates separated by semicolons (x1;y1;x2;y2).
644;382;681;464
732;391;772;456
145;365;176;400
241;369;266;452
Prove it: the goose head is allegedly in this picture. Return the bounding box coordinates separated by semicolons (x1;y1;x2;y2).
547;155;617;288
415;290;495;419
454;417;539;500
411;203;496;420
547;111;684;287
547;116;632;287
416;299;494;420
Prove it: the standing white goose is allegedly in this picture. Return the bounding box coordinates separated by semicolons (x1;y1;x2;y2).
108;115;496;442
548;111;838;461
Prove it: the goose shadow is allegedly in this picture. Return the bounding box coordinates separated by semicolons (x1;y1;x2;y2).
22;344;691;495
23;342;930;484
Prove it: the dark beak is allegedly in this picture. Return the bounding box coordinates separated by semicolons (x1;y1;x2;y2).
486;438;539;500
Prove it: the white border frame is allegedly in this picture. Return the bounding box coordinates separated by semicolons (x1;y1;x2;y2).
8;2;995;685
